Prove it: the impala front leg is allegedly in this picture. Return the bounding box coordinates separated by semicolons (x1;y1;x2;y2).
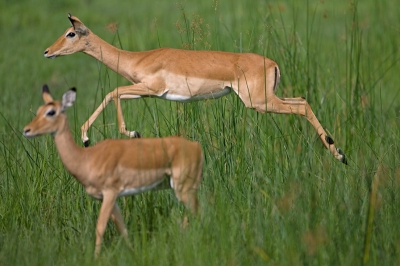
81;92;114;147
81;84;149;146
113;93;141;139
112;84;157;139
95;191;118;258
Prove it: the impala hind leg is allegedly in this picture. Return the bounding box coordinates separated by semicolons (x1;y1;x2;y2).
263;95;347;164
171;169;202;227
175;188;199;228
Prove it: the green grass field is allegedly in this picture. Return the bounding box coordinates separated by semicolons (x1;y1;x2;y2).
1;0;400;265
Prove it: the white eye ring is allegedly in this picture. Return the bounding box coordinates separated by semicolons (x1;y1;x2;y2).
46;109;56;116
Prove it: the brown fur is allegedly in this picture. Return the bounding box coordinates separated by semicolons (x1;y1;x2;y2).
23;86;204;257
44;14;346;163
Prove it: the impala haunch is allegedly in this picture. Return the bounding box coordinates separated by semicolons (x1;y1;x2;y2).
44;13;346;164
23;85;204;257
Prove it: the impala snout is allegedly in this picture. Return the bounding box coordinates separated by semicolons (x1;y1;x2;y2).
23;127;33;138
44;49;56;59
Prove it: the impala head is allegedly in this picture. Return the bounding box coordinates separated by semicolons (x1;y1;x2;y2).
44;13;89;59
23;85;76;138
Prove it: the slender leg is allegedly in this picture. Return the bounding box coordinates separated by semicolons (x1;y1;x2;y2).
94;191;118;258
172;167;201;227
81;92;114;146
113;92;141;139
110;203;133;251
110;204;128;237
80;83;155;146
235;68;346;164
265;96;347;164
176;188;199;228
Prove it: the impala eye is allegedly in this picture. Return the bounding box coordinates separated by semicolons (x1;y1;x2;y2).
47;110;56;116
66;32;76;38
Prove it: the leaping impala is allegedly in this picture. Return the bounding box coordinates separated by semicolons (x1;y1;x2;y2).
23;85;204;258
44;13;346;164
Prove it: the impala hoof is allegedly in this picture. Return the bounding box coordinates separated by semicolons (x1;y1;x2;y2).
129;131;141;138
337;148;347;165
84;140;90;147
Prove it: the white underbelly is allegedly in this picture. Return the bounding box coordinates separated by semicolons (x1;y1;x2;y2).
118;179;165;197
158;86;232;103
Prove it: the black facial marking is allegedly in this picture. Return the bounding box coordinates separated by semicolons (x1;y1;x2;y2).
325;136;334;145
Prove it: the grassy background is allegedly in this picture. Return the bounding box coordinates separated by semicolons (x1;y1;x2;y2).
1;0;400;265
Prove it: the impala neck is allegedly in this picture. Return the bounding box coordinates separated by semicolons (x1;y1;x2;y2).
84;31;136;82
53;116;86;183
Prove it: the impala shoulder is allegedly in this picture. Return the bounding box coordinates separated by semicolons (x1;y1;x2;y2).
85;186;103;199
90;139;127;154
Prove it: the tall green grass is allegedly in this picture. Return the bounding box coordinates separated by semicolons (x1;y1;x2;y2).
1;0;400;265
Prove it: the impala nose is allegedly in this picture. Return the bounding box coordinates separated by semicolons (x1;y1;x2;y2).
44;49;48;56
23;128;31;136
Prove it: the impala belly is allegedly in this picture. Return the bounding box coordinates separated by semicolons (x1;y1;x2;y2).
118;178;165;197
152;72;233;102
116;166;171;197
159;86;232;102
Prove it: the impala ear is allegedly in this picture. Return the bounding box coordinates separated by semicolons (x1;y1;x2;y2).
42;84;54;103
61;88;77;112
68;13;88;36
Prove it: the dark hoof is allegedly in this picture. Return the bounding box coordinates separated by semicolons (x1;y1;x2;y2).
337;148;347;165
325;136;334;145
84;140;90;147
132;131;141;138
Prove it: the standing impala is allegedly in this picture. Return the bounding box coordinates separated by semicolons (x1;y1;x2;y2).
44;13;346;164
23;85;204;257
